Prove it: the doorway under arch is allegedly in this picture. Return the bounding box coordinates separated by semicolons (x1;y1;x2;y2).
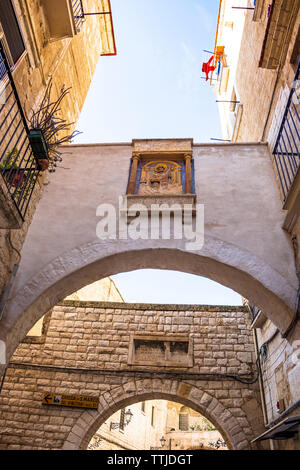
62;380;259;450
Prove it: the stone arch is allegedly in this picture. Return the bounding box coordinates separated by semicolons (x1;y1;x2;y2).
62;379;253;451
2;235;298;365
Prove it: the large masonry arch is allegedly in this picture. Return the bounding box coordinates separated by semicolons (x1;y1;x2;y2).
0;142;298;366
63;383;250;450
2;242;298;366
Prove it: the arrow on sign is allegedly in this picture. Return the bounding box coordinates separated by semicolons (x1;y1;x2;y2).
43;393;52;404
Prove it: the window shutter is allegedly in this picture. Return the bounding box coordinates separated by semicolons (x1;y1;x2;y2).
0;0;25;65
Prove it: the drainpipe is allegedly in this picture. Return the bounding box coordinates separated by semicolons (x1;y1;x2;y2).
0;231;21;322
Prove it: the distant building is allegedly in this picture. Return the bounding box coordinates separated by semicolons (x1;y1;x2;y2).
0;0;117;298
88;400;227;451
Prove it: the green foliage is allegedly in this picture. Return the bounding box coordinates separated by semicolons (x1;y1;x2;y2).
0;148;19;170
190;418;216;432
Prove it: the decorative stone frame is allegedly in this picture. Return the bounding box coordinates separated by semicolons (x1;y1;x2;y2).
125;139;196;221
128;333;194;368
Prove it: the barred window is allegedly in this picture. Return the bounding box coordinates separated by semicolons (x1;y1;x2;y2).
0;0;25;68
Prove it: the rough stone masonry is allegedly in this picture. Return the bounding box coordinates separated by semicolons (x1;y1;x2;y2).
0;301;266;450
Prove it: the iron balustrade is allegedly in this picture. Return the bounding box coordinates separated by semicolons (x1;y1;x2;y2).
273;62;300;202
0;42;40;222
71;0;85;31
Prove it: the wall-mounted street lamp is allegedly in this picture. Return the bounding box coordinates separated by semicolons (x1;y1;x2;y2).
110;409;133;430
150;436;167;450
87;436;101;450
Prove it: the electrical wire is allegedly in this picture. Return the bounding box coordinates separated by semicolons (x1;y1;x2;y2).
6;230;21;264
8;361;259;385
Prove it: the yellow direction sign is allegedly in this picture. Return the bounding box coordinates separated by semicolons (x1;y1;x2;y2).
42;393;99;409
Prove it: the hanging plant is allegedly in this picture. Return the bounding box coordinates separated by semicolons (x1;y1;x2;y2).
26;78;81;172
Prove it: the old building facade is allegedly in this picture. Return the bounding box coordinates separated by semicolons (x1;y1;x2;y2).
0;0;116;301
88;399;226;451
211;0;300;448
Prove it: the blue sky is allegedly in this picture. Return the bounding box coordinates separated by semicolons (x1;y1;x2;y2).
112;270;242;305
74;0;222;143
74;0;242;305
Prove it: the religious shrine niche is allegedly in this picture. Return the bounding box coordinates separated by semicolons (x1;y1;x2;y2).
127;152;194;196
138;160;183;195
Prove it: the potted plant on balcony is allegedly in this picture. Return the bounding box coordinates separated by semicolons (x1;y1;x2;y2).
0;148;26;188
26;78;80;173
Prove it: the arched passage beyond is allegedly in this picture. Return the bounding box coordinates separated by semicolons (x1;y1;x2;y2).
2;239;298;366
62;381;251;450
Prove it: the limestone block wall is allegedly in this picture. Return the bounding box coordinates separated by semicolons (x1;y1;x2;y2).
11;302;256;375
0;301;266;450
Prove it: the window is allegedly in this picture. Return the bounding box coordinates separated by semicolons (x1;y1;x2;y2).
290;26;300;71
0;0;25;70
179;406;189;431
141;401;146;413
151;406;155;427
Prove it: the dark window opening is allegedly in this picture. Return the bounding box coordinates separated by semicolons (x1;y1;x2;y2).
0;0;25;67
290;27;300;69
151;406;155;427
179;411;189;431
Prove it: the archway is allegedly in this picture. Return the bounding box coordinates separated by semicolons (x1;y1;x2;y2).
87;398;228;451
62;381;252;450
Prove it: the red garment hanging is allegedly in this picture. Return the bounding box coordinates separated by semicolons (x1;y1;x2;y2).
202;56;216;81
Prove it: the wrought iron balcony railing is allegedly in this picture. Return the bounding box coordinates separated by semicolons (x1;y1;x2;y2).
71;0;85;31
273;62;300;202
0;42;40;225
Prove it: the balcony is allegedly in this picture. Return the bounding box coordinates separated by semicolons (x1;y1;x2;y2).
42;0;84;40
0;44;40;229
259;0;299;69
